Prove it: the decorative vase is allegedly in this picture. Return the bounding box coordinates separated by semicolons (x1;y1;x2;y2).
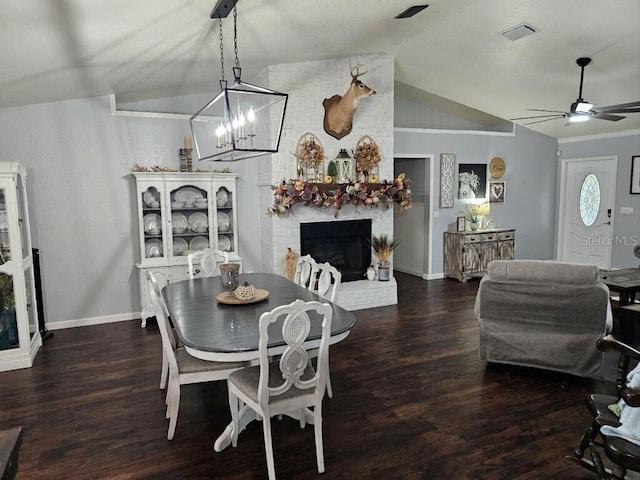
377;261;390;281
366;265;376;281
219;263;240;296
469;222;479;231
234;282;255;300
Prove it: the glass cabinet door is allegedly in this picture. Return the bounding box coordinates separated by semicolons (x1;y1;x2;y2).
0;272;18;351
0;189;10;263
15;174;30;260
141;185;165;260
215;186;234;254
170;184;210;256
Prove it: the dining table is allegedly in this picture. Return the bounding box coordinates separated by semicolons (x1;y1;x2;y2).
161;272;357;451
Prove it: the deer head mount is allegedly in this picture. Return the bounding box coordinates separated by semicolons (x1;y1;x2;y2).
322;63;376;140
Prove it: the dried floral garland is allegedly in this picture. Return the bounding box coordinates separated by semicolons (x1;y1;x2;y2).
268;174;411;218
133;164;230;173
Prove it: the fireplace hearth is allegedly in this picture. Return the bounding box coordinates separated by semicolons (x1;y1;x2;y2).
300;219;372;282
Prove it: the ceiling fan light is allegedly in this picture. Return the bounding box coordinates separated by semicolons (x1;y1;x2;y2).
575;102;594;113
569;113;590;123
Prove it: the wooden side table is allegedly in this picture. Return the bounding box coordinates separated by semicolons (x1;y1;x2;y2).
618;303;640;346
0;427;23;480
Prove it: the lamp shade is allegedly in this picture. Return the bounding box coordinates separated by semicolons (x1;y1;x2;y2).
190;79;288;162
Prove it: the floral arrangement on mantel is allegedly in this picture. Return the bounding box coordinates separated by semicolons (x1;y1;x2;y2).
133;164;231;174
269;173;411;218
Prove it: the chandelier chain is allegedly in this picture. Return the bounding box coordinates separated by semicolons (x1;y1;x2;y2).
233;7;240;70
218;17;225;82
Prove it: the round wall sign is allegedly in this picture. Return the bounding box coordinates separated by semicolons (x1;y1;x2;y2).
489;157;506;179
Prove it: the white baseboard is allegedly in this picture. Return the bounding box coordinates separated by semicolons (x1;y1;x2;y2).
46;312;140;330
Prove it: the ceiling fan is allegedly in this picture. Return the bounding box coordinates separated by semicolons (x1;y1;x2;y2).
511;57;640;126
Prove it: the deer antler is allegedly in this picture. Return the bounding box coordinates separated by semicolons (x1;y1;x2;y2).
350;62;367;79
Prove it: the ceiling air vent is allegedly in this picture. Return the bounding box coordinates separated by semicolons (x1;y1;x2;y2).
395;4;429;19
499;22;538;41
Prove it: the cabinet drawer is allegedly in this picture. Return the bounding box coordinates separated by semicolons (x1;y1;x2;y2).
498;231;514;241
464;234;481;243
480;233;497;242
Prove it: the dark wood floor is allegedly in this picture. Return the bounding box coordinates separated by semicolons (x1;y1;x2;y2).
1;273;620;479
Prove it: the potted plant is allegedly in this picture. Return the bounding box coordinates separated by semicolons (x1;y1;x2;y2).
459;205;480;230
370;234;399;281
0;273;18;349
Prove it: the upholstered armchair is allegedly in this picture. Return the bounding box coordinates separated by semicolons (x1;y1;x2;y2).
475;260;613;378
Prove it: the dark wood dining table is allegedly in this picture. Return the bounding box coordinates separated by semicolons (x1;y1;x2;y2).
162;272;357;451
600;267;640;307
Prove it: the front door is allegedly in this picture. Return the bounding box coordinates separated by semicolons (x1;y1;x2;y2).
557;156;617;269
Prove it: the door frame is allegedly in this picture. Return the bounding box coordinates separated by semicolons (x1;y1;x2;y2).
556;155;617;268
393;153;435;279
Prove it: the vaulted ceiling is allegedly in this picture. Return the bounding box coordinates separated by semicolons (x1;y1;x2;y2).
1;0;639;139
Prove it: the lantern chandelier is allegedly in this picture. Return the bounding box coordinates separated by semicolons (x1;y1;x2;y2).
189;1;288;162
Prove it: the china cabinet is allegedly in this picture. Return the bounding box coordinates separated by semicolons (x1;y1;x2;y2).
444;228;515;283
0;160;41;372
132;172;242;326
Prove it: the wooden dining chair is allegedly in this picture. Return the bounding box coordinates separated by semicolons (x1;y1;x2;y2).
293;254;317;289
308;261;342;398
146;271;246;440
226;299;333;480
187;248;229;279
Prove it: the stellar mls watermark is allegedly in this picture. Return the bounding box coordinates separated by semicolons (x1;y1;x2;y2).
581;235;639;246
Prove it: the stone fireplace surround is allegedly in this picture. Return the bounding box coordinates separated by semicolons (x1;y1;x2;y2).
256;53;398;311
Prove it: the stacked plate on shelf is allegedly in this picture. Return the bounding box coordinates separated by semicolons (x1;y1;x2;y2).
173;238;188;256
218;235;231;252
145;239;163;257
144;213;162;235
188;212;208;233
217;212;230;232
173;186;204;207
189;236;209;251
172;213;188;233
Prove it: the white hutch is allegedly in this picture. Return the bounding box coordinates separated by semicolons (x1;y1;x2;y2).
132;172;242;326
0;160;41;371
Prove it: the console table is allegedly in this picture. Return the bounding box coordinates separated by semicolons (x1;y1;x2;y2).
444;228;515;282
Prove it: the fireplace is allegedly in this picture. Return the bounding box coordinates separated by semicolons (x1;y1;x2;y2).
300;219;372;282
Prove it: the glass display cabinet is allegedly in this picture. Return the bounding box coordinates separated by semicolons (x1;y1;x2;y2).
0;160;41;371
132;172;242;326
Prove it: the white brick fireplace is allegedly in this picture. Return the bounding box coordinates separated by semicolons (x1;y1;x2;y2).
257;53;397;310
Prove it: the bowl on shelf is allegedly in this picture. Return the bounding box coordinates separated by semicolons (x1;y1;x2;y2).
194;199;208;208
171;201;185;209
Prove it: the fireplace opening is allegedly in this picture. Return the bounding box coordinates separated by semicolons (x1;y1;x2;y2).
300;219;372;282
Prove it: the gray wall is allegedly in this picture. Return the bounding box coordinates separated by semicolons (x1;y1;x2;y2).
394;125;559;275
0;94;263;326
559;134;640;268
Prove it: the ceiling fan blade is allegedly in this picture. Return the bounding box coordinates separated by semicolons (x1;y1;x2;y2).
526;108;569;114
593;101;640;113
522;116;565;125
510;114;568;120
593;113;626;122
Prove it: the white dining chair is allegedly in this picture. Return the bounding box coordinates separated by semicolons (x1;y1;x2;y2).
309;261;342;303
307;261;342;398
293;254;317;289
187;248;229;279
146;270;246;440
226;299;333;480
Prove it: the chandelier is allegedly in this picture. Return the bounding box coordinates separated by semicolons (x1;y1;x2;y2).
190;3;288;162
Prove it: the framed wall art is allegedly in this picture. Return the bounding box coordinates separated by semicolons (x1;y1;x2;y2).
458;163;487;199
456;216;466;232
631;155;640;194
439;153;455;208
488;180;506;203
